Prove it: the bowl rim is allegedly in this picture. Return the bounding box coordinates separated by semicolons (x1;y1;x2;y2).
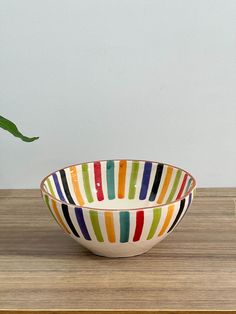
40;159;196;211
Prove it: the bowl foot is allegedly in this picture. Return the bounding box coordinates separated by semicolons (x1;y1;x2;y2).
90;248;151;258
85;243;156;258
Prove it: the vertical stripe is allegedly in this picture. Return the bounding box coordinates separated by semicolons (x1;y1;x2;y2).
158;205;175;237
149;163;164;201
44;194;57;223
180;193;192;222
147;208;162;240
133;210;144;241
82;164;94;203
174;193;192;228
128;161;139;199
157;167;173;204
119;211;130;243
89;210;104;242
61;204;80;237
104;212;116;243
118;160;127;199
70;166;85;205
106;160;115;200
139;161;152;200
60;169;75;204
185;178;193;194
53;173;66;201
166;169;182;203
167;199;186;233
94;161;104;201
51;199;70;234
46;178;56;197
188;192;192;208
75;207;91;240
176;173;188;200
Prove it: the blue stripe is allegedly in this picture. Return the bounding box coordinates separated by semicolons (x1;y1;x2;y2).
139;162;152;200
53;173;66;201
75;207;91;240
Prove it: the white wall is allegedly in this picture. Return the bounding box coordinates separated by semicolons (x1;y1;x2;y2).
0;0;236;188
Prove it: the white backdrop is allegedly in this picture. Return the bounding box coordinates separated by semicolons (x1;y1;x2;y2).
0;0;236;188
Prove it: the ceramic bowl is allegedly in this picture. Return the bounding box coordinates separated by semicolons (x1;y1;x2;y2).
40;159;196;257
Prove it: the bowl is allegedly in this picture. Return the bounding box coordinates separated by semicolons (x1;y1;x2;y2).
40;159;196;257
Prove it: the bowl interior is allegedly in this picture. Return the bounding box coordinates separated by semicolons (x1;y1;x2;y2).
42;160;195;210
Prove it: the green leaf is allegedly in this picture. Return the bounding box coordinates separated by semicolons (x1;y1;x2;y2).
0;115;39;142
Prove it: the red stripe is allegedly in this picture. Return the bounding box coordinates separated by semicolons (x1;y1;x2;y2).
176;173;188;200
133;210;144;242
94;162;104;201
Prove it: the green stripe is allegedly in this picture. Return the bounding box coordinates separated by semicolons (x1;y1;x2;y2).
166;169;182;203
128;161;139;199
147;208;162;240
119;211;130;243
82;164;93;203
106;160;115;200
44;194;57;223
46;178;56;197
89;210;104;242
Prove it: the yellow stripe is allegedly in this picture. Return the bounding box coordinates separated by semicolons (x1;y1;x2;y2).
118;160;127;199
157;166;173;204
51;200;71;234
70;166;85;206
104;212;116;243
158;205;175;236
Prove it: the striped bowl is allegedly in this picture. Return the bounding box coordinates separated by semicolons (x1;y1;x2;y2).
40;159;196;258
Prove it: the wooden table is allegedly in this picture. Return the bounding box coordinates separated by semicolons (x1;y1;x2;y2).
0;188;236;314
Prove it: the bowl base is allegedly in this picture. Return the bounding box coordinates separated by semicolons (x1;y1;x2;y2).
76;239;159;258
89;246;152;258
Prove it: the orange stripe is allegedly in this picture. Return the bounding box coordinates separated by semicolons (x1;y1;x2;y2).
118;160;127;198
158;205;175;236
157;166;173;204
70;166;85;205
104;212;116;243
51;200;71;234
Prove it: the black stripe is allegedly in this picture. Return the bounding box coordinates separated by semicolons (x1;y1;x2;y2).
167;199;186;233
61;204;80;237
149;163;164;201
175;193;192;225
60;169;75;204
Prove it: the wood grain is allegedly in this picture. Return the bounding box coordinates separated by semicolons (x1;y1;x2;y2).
0;188;236;313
